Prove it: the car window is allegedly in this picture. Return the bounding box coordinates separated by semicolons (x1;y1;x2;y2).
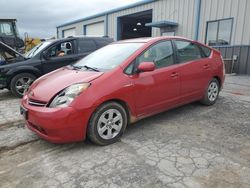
95;39;113;48
0;23;14;36
25;41;52;58
174;40;202;63
199;45;211;57
47;41;74;58
124;62;134;75
137;41;174;69
78;39;96;53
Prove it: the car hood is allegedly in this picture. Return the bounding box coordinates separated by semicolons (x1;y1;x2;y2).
28;67;104;102
0;41;26;62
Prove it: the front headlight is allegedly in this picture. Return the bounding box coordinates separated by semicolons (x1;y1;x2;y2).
49;83;90;108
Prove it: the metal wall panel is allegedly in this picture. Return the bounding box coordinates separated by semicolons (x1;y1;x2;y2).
105;0;197;40
58;16;106;38
58;0;250;44
198;0;250;45
215;46;250;75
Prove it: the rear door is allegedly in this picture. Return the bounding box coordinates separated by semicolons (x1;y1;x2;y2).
42;40;80;74
173;40;212;103
132;40;181;117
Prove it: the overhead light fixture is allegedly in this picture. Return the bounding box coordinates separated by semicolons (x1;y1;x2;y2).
133;28;137;31
137;22;142;26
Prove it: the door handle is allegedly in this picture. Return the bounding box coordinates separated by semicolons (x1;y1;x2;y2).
203;64;210;69
171;72;179;78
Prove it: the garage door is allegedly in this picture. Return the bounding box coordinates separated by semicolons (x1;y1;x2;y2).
63;28;76;38
86;22;104;36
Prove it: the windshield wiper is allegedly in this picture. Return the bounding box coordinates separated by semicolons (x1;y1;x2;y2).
71;65;83;70
83;65;100;72
71;64;100;72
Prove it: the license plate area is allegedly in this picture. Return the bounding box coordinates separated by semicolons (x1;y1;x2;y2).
20;105;28;120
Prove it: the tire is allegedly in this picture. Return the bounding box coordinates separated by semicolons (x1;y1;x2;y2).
200;78;220;106
87;102;127;146
10;73;36;98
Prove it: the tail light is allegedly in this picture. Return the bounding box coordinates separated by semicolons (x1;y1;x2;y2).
221;55;225;75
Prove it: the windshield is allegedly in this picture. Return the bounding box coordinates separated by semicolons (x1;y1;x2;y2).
74;43;145;71
25;41;52;58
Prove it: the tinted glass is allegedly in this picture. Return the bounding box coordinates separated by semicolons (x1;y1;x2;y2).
95;39;113;48
137;41;174;69
75;43;144;70
175;40;202;63
78;39;96;53
200;45;211;57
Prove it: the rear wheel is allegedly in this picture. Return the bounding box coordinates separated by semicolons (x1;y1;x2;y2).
200;78;220;106
10;73;36;98
87;102;127;146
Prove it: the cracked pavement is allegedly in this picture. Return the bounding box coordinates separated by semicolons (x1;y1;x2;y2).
0;75;250;188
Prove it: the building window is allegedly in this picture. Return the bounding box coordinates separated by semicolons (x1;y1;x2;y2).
205;18;233;46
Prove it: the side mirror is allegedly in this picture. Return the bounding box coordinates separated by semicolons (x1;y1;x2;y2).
137;62;155;72
42;51;49;60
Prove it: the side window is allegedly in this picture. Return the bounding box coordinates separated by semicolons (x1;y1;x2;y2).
174;40;202;63
78;39;96;53
47;41;74;58
124;62;134;75
95;40;112;48
199;45;211;57
137;41;174;69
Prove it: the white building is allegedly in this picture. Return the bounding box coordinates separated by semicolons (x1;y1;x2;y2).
57;0;250;74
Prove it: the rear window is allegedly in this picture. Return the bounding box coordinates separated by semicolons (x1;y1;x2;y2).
200;45;212;57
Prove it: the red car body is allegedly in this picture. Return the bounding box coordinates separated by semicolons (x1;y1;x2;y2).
21;36;225;143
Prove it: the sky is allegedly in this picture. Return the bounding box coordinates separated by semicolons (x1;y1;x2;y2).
0;0;141;39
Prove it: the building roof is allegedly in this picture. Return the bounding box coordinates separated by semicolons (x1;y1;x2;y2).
57;0;157;28
145;20;178;28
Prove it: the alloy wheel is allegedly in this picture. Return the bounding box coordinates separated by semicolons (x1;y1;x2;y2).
97;109;123;140
15;77;34;96
207;81;219;102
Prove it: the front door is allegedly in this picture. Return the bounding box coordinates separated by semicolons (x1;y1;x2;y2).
132;40;181;117
42;40;80;74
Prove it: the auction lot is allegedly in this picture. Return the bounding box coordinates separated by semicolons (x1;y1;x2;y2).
0;75;250;188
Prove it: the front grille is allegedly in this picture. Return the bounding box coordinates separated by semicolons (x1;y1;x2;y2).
28;99;47;107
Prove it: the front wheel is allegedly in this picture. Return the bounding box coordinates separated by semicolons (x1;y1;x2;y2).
10;73;36;98
87;102;127;146
200;78;220;106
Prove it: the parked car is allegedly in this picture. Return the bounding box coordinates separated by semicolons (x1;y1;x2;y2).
0;37;113;97
21;36;225;145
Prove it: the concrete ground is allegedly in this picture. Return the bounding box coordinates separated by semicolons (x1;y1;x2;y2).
0;75;250;188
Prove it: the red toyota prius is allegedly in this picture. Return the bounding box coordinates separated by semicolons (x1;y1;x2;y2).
21;36;225;145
